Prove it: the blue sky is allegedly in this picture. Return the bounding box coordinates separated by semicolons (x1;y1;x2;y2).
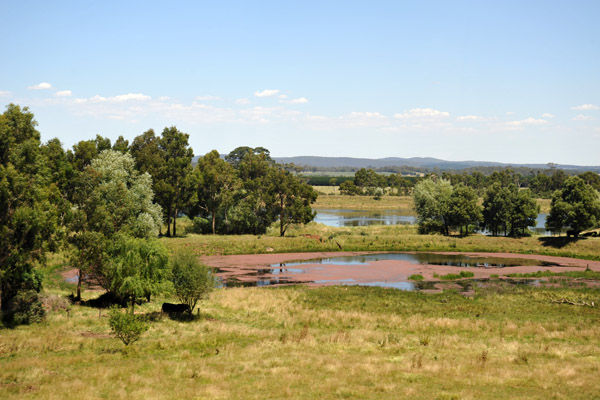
1;1;599;164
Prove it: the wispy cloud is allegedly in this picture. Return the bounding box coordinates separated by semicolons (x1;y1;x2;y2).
280;97;309;104
28;82;53;90
572;114;595;121
541;113;555;118
0;90;11;97
394;108;450;119
506;117;549;127
74;93;151;104
456;115;482;121
254;89;279;97
571;104;599;111
235;98;251;105
55;90;72;97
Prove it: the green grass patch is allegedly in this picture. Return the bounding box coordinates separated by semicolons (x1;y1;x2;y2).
408;274;424;281
506;269;600;280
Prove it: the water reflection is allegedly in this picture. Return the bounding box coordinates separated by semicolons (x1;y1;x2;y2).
314;209;416;227
314;209;552;235
273;253;557;268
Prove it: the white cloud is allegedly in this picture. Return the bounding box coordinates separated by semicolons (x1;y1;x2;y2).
158;96;170;101
394;108;449;119
28;82;53;90
279;94;288;99
195;95;222;101
541;113;555;118
456;115;482;121
55;90;72;97
254;89;279;97
0;90;11;97
572;114;595;121
280;97;309;104
235;98;251;105
345;111;385;119
74;93;151;104
571;104;599;111
112;93;151;102
506;117;549;127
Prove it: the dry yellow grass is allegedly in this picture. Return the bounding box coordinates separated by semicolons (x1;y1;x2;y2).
2;284;600;399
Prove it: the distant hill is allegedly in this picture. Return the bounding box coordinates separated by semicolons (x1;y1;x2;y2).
191;154;600;172
272;156;600;172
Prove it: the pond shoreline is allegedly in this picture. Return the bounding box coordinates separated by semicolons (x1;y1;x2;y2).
202;251;600;288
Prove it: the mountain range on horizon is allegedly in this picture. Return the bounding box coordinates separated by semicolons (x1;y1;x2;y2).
271;156;600;172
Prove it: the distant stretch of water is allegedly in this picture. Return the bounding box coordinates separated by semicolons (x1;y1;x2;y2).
314;209;551;235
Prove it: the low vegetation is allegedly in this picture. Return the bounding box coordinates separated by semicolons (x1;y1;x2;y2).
2;283;600;399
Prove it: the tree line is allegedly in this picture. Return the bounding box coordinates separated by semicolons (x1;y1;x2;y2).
0;104;316;326
334;167;600;200
413;175;600;237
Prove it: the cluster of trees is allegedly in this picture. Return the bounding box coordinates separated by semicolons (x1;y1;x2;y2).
414;174;600;237
0;104;316;325
339;168;416;196
413;178;484;236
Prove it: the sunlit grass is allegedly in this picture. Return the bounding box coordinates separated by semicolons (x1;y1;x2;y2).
2;284;600;399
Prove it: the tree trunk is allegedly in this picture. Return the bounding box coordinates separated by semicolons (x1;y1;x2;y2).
166;206;172;237
173;207;178;237
76;268;82;301
279;196;285;237
212;211;216;235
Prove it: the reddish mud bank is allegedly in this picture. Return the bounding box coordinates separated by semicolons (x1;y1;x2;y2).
200;252;600;287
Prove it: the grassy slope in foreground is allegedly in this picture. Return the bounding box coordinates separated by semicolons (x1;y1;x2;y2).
2;284;599;399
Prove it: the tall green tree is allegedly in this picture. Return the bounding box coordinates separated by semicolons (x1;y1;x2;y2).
546;176;600;237
482;182;512;236
0;104;60;325
268;167;317;237
190;150;238;234
413;177;453;235
69;150;162;299
448;183;482;236
158;127;194;237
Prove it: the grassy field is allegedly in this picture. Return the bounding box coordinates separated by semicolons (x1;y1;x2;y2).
1;192;595;399
2;282;600;399
164;222;600;261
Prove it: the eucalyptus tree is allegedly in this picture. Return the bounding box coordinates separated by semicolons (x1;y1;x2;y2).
190;150;239;234
546;176;600;237
268;167;317;237
0;104;60;325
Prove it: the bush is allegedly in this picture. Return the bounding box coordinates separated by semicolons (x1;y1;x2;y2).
2;290;45;327
171;251;215;313
408;274;424;281
108;306;148;346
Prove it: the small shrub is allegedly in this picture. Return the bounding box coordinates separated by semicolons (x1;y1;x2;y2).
108;306;148;346
408;274;424;281
490;274;499;279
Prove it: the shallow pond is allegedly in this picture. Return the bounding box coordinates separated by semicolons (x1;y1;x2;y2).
271;253;558;268
217;252;562;291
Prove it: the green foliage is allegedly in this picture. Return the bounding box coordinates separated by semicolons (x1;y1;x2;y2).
0;104;59;325
269;167;317;236
106;236;171;311
482;183;539;237
108;306;148;346
171;251;215;312
68;150;164;299
408;274;424;281
546;176;600;236
413;177;454;235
